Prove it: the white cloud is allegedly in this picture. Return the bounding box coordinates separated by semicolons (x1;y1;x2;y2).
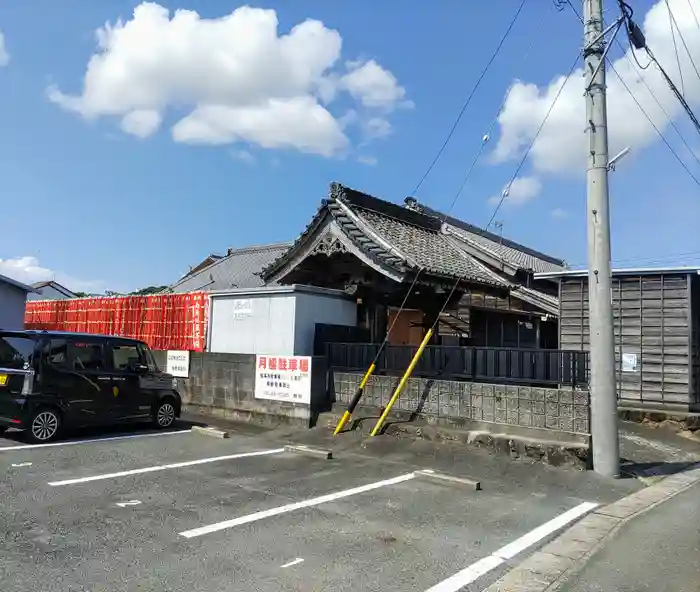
48;3;408;156
120;109;162;137
488;175;542;206
0;256;104;293
492;0;700;174
357;155;378;166
0;31;10;66
340;59;408;109
362;117;392;140
550;207;569;219
231;148;255;164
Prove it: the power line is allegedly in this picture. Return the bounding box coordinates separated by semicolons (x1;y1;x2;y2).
445;4;551;216
560;0;700;183
410;0;527;196
664;0;685;94
486;52;581;229
618;0;700;135
687;0;700;33
607;58;700;187
614;38;700;171
663;0;700;85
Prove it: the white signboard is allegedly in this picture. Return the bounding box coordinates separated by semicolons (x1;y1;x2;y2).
622;352;638;373
233;299;252;320
166;350;190;378
254;354;312;405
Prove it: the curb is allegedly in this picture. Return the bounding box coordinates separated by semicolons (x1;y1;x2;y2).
190;426;230;439
414;469;481;491
484;462;700;591
284;445;333;460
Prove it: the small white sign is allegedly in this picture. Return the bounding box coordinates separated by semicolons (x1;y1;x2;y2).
115;500;142;508
622;352;638;373
166;350;190;378
233;298;253;320
254;355;312;405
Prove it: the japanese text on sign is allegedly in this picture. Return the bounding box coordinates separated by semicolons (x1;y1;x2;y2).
166;350;190;378
254;355;311;405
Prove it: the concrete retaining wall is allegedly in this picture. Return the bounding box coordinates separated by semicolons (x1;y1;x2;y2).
179;352;328;427
331;372;591;436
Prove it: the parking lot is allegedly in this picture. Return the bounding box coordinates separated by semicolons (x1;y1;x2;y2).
0;422;640;592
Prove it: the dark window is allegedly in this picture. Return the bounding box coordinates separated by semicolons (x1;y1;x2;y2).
111;344;141;370
71;342;105;371
0;335;37;369
137;344;158;372
43;339;68;367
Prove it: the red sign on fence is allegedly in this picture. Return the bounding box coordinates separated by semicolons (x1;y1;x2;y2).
24;292;209;351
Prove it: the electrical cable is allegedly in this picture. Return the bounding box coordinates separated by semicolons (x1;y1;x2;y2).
561;0;700;181
410;0;527;196
687;0;700;33
618;0;700;135
664;0;686;95
614;37;700;170
445;6;550;217
486;52;581;229
607;58;700;186
663;0;700;85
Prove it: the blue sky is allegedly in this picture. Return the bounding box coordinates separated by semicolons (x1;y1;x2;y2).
0;0;698;293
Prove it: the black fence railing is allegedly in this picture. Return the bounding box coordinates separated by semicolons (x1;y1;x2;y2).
326;343;589;387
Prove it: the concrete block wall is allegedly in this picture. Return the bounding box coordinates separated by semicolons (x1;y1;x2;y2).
179;352;329;427
332;372;591;435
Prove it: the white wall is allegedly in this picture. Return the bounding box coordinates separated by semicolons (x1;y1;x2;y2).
0;282;29;330
208;293;297;355
207;289;357;356
293;292;357;356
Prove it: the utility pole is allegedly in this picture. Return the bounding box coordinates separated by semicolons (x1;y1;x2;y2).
583;0;619;477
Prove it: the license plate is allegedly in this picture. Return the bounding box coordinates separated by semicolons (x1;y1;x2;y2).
0;374;7;386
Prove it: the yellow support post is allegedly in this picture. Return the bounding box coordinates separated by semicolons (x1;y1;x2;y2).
369;328;433;437
333;362;376;435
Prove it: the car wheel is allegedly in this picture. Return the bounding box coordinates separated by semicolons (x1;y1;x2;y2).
27;408;61;443
154;400;176;429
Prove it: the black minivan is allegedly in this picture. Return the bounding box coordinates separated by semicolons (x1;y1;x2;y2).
0;330;182;443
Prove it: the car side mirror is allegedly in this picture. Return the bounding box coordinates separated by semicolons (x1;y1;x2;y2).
130;363;149;374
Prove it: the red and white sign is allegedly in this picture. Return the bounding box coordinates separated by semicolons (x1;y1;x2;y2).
254;355;312;405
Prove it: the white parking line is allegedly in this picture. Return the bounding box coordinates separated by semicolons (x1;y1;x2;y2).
48;448;285;486
280;558;304;569
179;472;417;539
0;430;190;452
423;501;598;592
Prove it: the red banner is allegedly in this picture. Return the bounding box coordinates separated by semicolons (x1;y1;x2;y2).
24;293;208;351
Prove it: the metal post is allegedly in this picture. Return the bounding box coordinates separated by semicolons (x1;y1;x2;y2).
584;0;620;477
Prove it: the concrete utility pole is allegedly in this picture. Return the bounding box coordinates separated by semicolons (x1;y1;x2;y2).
583;0;620;477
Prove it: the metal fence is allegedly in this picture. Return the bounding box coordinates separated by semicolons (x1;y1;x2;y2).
326;343;589;387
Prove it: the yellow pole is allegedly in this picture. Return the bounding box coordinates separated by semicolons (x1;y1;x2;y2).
369;328;433;437
333;362;376;435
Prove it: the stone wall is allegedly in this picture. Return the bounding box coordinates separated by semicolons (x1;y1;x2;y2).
178;352;329;427
332;372;591;435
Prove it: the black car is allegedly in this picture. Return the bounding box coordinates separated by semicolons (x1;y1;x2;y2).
0;330;182;443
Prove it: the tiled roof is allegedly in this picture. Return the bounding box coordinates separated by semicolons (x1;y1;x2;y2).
170;242;292;293
262;183;509;288
406;200;566;274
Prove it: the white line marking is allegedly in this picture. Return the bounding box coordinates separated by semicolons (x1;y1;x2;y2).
423;501;598;592
115;500;142;508
180;472;416;539
280;558;304;569
10;462;32;468
48;448;285;486
0;430;189;452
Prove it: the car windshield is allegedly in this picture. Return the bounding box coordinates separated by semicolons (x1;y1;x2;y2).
0;334;36;370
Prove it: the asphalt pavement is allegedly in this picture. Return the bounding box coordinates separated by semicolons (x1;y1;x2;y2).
558;479;700;592
0;420;642;592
